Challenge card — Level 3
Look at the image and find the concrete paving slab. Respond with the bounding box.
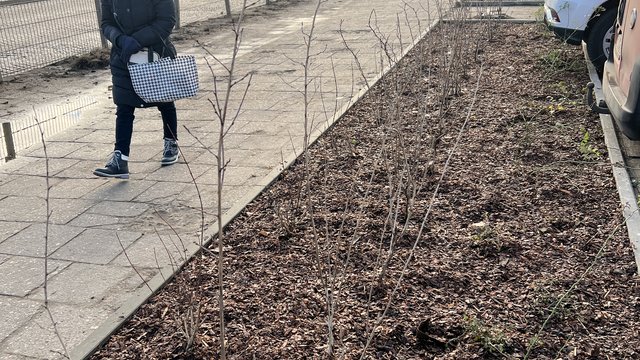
[99,268,158,311]
[126,202,216,237]
[86,201,150,218]
[236,134,291,150]
[226,147,290,168]
[0,196,48,223]
[196,165,270,186]
[49,178,109,199]
[48,198,98,225]
[0,221,30,244]
[22,141,87,159]
[27,263,134,306]
[0,257,70,297]
[0,353,36,359]
[72,130,115,146]
[0,223,84,257]
[131,181,192,205]
[179,183,264,212]
[0,157,43,174]
[0,173,13,188]
[1,303,110,360]
[0,174,62,197]
[0,296,41,343]
[121,144,165,163]
[10,157,81,178]
[82,179,155,202]
[142,163,213,183]
[49,229,142,265]
[111,234,188,269]
[230,120,288,136]
[174,146,209,165]
[65,143,112,163]
[54,160,105,179]
[65,213,124,230]
[47,128,95,143]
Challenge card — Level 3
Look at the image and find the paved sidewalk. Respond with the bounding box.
[0,1,538,359]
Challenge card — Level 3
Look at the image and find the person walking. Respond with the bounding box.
[94,0,180,179]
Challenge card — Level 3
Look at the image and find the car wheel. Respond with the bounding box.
[586,8,617,71]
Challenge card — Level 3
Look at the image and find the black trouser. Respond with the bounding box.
[114,102,178,157]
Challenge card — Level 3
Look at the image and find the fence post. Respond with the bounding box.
[225,0,231,17]
[2,122,16,161]
[94,0,108,48]
[175,0,181,30]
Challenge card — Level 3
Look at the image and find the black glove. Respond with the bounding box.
[117,35,142,63]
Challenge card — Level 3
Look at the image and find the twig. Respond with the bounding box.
[34,112,69,358]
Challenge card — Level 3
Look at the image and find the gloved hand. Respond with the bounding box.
[117,35,142,63]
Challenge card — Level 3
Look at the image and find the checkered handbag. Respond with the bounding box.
[128,55,199,103]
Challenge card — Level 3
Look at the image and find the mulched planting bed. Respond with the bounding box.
[93,21,640,359]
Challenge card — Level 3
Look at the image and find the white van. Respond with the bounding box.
[544,0,618,70]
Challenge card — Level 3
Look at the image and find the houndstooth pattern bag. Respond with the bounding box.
[128,55,199,103]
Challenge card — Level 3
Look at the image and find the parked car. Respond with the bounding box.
[601,0,640,139]
[544,0,619,70]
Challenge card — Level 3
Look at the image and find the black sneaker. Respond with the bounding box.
[93,150,129,179]
[161,138,179,166]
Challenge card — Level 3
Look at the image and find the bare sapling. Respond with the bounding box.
[338,15,432,342]
[355,7,437,294]
[34,115,69,358]
[297,0,333,353]
[361,58,486,357]
[198,1,253,357]
[175,291,203,352]
[334,2,490,355]
[303,2,430,355]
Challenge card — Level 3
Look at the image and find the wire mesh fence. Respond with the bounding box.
[0,0,272,80]
[0,0,273,163]
[0,0,103,80]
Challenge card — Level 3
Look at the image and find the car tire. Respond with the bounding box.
[586,8,617,72]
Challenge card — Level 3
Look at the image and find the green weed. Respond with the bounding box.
[578,128,602,160]
[464,315,510,356]
[540,49,584,73]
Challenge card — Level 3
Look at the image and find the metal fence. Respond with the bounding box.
[1,96,96,161]
[0,0,269,80]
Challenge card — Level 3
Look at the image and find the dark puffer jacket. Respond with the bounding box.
[101,0,177,107]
